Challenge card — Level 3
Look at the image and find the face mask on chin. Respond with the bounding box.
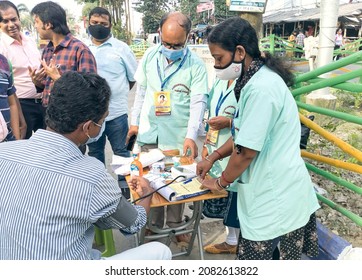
[214,50,244,80]
[84,121,106,145]
[88,24,111,40]
[161,45,185,61]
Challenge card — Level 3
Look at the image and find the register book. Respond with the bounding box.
[144,174,210,202]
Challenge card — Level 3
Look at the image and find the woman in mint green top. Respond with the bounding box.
[202,78,240,254]
[197,17,320,260]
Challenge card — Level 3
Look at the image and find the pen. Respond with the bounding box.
[183,178,193,184]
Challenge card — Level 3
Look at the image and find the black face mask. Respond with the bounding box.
[88,24,111,40]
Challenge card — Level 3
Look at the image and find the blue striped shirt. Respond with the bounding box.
[0,129,147,260]
[0,54,16,140]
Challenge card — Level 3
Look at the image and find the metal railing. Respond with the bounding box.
[291,51,362,227]
[260,34,362,61]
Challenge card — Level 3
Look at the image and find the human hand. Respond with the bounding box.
[200,178,223,194]
[19,123,27,139]
[201,145,208,160]
[126,125,138,145]
[28,66,46,88]
[208,116,231,130]
[40,59,61,81]
[183,138,198,159]
[128,176,153,198]
[196,158,213,179]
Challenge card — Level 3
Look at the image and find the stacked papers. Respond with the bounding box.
[111,148,165,175]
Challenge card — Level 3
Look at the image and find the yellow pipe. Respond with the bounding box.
[299,113,362,162]
[301,150,362,174]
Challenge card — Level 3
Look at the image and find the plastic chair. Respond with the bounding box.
[94,227,116,257]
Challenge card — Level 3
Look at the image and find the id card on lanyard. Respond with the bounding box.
[206,90,231,146]
[155,49,188,116]
[154,91,171,116]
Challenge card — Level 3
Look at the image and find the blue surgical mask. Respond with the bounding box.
[161,46,185,61]
[84,121,105,145]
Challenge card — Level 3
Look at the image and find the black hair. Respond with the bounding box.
[89,6,112,25]
[0,1,19,22]
[31,1,70,35]
[208,17,294,87]
[46,72,110,134]
[160,12,192,34]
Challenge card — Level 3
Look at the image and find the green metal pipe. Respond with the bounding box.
[296,101,362,125]
[307,78,362,93]
[270,34,275,55]
[306,162,362,195]
[295,51,362,83]
[292,68,362,96]
[316,193,362,227]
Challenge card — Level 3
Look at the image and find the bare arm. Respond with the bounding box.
[14,94,27,139]
[8,94,20,140]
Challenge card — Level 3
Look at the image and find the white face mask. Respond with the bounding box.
[214,62,243,80]
[214,49,244,80]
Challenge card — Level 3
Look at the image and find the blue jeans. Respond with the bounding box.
[87,114,130,164]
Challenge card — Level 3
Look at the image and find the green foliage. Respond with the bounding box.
[179,0,239,26]
[82,2,98,19]
[213,0,239,23]
[333,89,362,114]
[135,0,169,33]
[179,0,199,26]
[112,21,132,44]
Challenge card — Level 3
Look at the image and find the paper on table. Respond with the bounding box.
[144,174,209,202]
[169,177,210,201]
[144,174,175,201]
[111,148,165,175]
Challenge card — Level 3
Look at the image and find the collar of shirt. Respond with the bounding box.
[0,31,30,46]
[89,36,114,48]
[30,129,83,155]
[46,33,73,50]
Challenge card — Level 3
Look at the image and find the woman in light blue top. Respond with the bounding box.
[197,17,320,260]
[202,78,240,254]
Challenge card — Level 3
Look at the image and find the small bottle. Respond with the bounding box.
[130,143,143,177]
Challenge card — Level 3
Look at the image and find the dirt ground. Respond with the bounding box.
[306,119,362,248]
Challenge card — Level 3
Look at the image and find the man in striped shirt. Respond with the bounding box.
[0,53,19,141]
[0,72,171,260]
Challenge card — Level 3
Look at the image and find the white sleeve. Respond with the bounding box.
[186,94,207,141]
[130,84,146,126]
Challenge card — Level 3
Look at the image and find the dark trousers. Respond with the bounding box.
[19,99,46,139]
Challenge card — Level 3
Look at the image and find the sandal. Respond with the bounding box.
[204,242,237,254]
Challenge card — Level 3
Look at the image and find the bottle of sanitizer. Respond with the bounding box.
[130,143,143,177]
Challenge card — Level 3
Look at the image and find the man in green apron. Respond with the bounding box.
[128,11,208,244]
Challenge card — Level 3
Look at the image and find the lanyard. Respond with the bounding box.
[215,90,231,117]
[157,48,188,91]
[231,109,239,139]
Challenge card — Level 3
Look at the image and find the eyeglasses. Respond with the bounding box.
[92,121,102,128]
[161,40,186,50]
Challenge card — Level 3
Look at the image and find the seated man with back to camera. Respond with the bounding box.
[0,71,171,260]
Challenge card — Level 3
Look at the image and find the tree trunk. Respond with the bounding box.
[238,12,263,39]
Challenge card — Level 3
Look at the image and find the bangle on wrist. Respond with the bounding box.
[214,178,224,191]
[205,156,213,164]
[221,171,233,185]
[217,177,229,190]
[214,149,222,160]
